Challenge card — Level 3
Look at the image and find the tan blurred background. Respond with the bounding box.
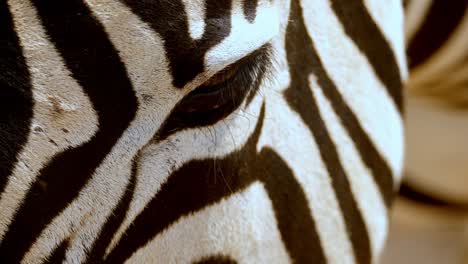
[381,97,468,264]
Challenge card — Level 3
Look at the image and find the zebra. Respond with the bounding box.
[0,0,406,263]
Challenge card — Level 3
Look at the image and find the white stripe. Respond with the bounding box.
[313,78,388,261]
[182,0,206,40]
[204,0,280,82]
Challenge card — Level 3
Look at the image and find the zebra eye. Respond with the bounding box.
[176,63,243,114]
[156,45,271,140]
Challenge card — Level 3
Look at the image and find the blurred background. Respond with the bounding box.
[381,96,468,263]
[381,1,468,263]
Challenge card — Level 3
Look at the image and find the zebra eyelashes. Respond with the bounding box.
[156,44,272,141]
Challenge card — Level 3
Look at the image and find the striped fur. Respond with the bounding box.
[0,1,405,263]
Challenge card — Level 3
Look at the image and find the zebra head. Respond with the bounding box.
[0,0,405,263]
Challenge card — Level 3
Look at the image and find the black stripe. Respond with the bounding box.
[194,255,237,264]
[243,0,260,23]
[259,148,326,264]
[0,1,34,194]
[330,0,403,112]
[44,239,69,264]
[400,179,468,210]
[104,105,326,263]
[285,0,374,263]
[121,0,233,88]
[0,0,138,262]
[85,161,137,264]
[407,0,468,69]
